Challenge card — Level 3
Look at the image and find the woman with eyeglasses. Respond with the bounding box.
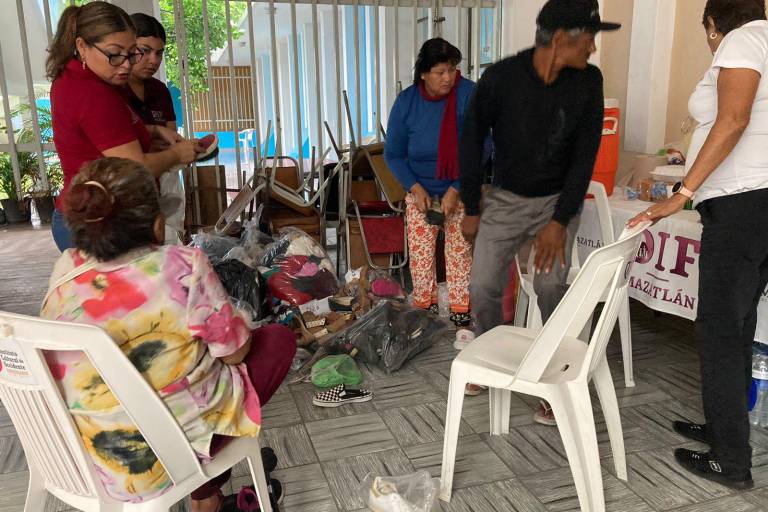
[47,1,198,252]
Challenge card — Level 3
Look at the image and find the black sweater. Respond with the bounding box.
[460,48,604,225]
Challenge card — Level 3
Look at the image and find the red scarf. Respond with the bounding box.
[418,71,461,181]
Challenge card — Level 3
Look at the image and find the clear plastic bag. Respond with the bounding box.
[325,301,454,373]
[260,228,340,306]
[190,232,239,265]
[360,471,437,512]
[437,282,450,319]
[213,259,265,320]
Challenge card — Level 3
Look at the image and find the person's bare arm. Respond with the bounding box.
[683,67,759,190]
[629,67,760,227]
[102,139,196,177]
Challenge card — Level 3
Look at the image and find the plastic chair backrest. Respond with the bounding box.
[588,180,615,246]
[525,180,613,275]
[0,312,203,501]
[515,222,649,384]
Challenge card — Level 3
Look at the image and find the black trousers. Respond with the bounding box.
[695,188,768,473]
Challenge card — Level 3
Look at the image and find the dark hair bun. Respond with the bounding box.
[64,182,115,223]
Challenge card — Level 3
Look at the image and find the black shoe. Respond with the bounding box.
[674,448,754,490]
[261,447,277,473]
[450,311,471,328]
[673,421,709,444]
[427,304,440,315]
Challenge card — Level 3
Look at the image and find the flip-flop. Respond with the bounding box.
[194,133,220,162]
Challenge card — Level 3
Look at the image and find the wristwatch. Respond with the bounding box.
[672,181,695,199]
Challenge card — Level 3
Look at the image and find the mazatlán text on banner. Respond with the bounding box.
[577,195,768,344]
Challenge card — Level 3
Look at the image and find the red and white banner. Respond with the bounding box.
[578,194,768,344]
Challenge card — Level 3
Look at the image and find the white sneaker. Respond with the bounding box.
[453,329,475,350]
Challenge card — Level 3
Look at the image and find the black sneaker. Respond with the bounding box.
[427,304,440,315]
[673,421,709,444]
[450,311,471,328]
[674,448,754,490]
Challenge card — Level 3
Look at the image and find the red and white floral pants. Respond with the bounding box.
[405,193,472,313]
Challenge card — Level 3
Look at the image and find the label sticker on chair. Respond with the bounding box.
[0,337,36,385]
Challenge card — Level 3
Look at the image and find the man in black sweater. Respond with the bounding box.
[459,0,619,415]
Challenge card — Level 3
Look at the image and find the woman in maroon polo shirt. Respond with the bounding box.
[47,2,197,251]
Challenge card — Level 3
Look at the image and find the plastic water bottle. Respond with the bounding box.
[749,344,768,428]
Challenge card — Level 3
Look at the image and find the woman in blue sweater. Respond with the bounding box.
[385,38,475,331]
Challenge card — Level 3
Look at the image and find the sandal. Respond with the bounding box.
[464,384,487,396]
[533,400,557,426]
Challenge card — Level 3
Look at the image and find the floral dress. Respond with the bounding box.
[40,245,260,502]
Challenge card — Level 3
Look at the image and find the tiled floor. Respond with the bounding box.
[1,224,767,512]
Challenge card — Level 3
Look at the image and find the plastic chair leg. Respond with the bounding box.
[593,358,627,481]
[514,288,529,327]
[489,388,511,435]
[526,291,543,330]
[245,444,273,512]
[23,467,47,512]
[618,295,634,387]
[440,368,468,502]
[550,386,605,512]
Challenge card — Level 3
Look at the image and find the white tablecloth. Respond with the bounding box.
[577,193,768,343]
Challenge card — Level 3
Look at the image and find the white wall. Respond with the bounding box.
[624,0,677,153]
[500,0,546,56]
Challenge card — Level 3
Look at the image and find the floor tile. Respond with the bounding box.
[321,448,414,511]
[0,436,27,474]
[624,446,734,510]
[306,412,398,461]
[370,374,442,411]
[260,388,303,428]
[481,424,569,476]
[405,434,514,489]
[232,462,338,512]
[667,495,762,512]
[519,466,652,512]
[380,400,473,448]
[258,424,318,469]
[439,478,548,512]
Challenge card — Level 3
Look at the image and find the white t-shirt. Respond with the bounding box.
[687,20,768,205]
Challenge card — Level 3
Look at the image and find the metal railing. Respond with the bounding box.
[0,0,500,199]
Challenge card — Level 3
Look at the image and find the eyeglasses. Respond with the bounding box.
[88,42,144,66]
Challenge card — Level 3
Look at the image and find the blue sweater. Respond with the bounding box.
[385,77,475,197]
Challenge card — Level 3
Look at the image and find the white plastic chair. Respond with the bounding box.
[515,180,636,387]
[239,128,256,165]
[440,222,650,512]
[0,312,273,512]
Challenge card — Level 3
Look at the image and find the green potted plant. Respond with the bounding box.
[0,153,32,223]
[10,103,62,223]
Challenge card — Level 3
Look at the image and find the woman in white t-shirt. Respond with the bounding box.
[629,0,768,490]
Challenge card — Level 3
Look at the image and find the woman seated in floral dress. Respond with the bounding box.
[41,157,295,512]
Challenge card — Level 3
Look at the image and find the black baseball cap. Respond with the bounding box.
[537,0,621,33]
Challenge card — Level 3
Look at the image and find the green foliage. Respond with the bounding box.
[0,154,32,202]
[1,102,63,198]
[160,0,245,94]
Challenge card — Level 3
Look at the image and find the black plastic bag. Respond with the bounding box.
[325,301,454,373]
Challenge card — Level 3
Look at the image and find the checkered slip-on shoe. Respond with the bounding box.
[313,384,373,408]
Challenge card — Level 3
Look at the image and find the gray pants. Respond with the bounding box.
[470,187,581,335]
